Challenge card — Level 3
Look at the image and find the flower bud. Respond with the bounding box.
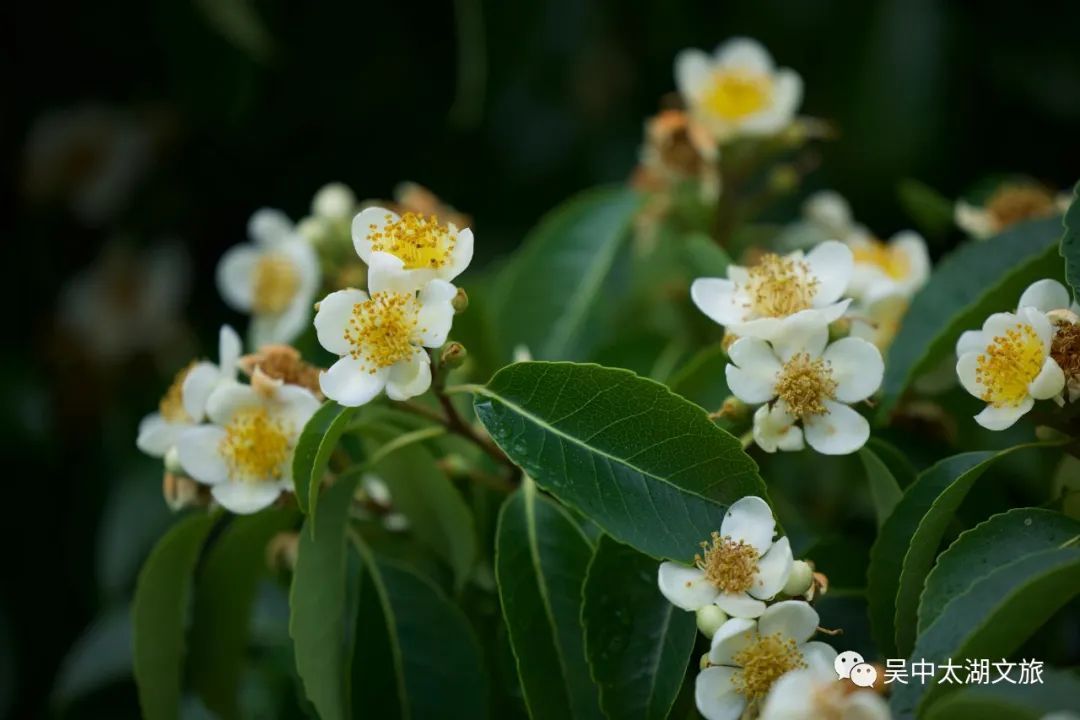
[695,605,728,639]
[699,653,711,671]
[783,560,814,597]
[162,472,204,511]
[768,165,799,194]
[312,183,356,219]
[452,287,469,314]
[440,342,468,369]
[710,396,748,422]
[266,531,300,572]
[164,446,184,475]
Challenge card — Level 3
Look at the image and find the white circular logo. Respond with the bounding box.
[834,650,865,679]
[849,662,878,688]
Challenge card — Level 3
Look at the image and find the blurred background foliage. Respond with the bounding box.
[6,0,1080,717]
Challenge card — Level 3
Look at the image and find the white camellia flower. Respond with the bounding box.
[658,496,793,618]
[691,241,854,341]
[297,183,358,243]
[955,307,1065,430]
[136,325,242,458]
[696,601,837,720]
[727,313,883,455]
[845,230,930,303]
[352,206,473,293]
[217,209,321,348]
[675,38,802,142]
[314,269,457,406]
[177,378,320,514]
[759,659,890,720]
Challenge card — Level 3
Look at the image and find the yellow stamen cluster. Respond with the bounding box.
[852,241,909,280]
[704,70,772,120]
[219,408,291,483]
[744,254,819,318]
[252,254,300,314]
[975,323,1044,407]
[986,184,1057,228]
[732,632,806,700]
[694,532,759,593]
[159,361,199,422]
[368,212,455,270]
[776,352,837,418]
[344,292,421,373]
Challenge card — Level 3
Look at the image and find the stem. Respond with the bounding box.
[337,426,448,484]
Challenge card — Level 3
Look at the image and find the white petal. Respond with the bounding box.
[752,403,803,453]
[314,288,368,356]
[714,592,766,618]
[760,668,819,718]
[842,690,892,720]
[218,325,242,378]
[248,208,295,246]
[974,398,1033,431]
[282,237,321,297]
[367,251,434,294]
[715,37,774,74]
[320,356,388,407]
[891,230,931,293]
[708,617,757,665]
[725,342,780,404]
[215,245,259,311]
[732,316,785,341]
[1029,357,1065,400]
[276,384,321,428]
[770,310,829,362]
[211,481,282,514]
[674,48,712,100]
[694,667,745,720]
[955,330,986,357]
[416,279,458,347]
[817,298,853,324]
[1018,279,1070,313]
[206,381,261,424]
[136,414,183,457]
[955,352,985,399]
[749,537,792,600]
[955,201,995,238]
[176,426,229,485]
[181,362,219,421]
[805,240,854,306]
[758,600,819,644]
[658,563,718,611]
[250,303,305,348]
[351,206,399,265]
[800,641,839,676]
[385,350,432,401]
[803,191,853,236]
[691,278,746,327]
[803,401,869,455]
[1019,306,1053,349]
[823,338,883,403]
[720,496,775,554]
[443,227,473,281]
[981,311,1020,338]
[739,69,802,135]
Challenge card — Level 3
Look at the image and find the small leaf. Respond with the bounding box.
[491,187,641,362]
[132,513,216,720]
[923,666,1080,720]
[292,401,357,516]
[897,178,955,239]
[918,508,1080,635]
[889,547,1080,719]
[879,217,1064,418]
[858,446,903,527]
[1061,182,1080,298]
[473,362,767,560]
[495,479,603,720]
[582,536,696,720]
[188,509,296,719]
[288,475,359,720]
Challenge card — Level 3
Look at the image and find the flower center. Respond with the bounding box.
[219,407,291,483]
[344,292,421,372]
[367,212,456,270]
[743,254,819,318]
[694,532,759,593]
[159,361,199,422]
[975,323,1045,407]
[852,241,909,280]
[775,352,837,418]
[252,253,300,314]
[703,69,772,120]
[732,632,806,700]
[986,185,1056,228]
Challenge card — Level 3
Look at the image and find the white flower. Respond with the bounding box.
[675,38,802,142]
[695,601,837,720]
[849,292,910,351]
[956,307,1065,429]
[691,241,854,341]
[298,183,357,243]
[352,206,473,293]
[177,379,320,514]
[658,496,793,618]
[727,314,883,455]
[136,325,242,458]
[217,209,321,348]
[759,661,890,720]
[313,271,457,407]
[1015,278,1080,316]
[846,231,930,303]
[802,191,864,241]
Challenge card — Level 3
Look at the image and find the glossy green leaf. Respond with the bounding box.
[923,667,1080,720]
[918,508,1080,635]
[492,187,641,361]
[890,547,1080,719]
[474,361,766,561]
[188,509,296,719]
[1061,183,1080,297]
[52,605,132,710]
[879,217,1064,417]
[666,344,731,416]
[582,536,696,720]
[866,437,917,489]
[350,541,489,719]
[858,446,903,527]
[292,401,357,516]
[495,479,603,720]
[289,475,359,720]
[132,513,216,720]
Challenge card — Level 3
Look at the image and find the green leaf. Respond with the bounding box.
[1061,182,1080,298]
[188,509,296,719]
[582,536,696,720]
[474,361,766,560]
[923,667,1080,720]
[289,475,359,720]
[858,446,903,527]
[879,217,1064,417]
[666,344,732,415]
[918,508,1080,635]
[491,187,641,361]
[681,232,731,277]
[350,541,489,719]
[292,401,357,516]
[132,513,217,720]
[52,605,132,710]
[897,178,955,239]
[495,479,603,720]
[866,437,917,489]
[890,547,1080,719]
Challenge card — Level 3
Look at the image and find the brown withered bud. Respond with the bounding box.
[239,345,324,399]
[162,472,210,511]
[985,183,1059,229]
[1049,309,1080,404]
